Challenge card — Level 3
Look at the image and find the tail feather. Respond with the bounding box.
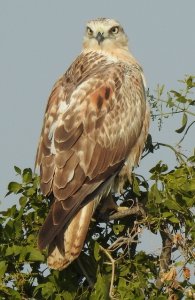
[47,200,95,270]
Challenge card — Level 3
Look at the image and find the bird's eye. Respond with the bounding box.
[110,26,119,34]
[87,27,93,36]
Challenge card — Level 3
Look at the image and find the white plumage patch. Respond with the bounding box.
[48,121,57,154]
[58,101,70,114]
[48,121,57,141]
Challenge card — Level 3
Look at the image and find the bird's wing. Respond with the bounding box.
[36,52,147,249]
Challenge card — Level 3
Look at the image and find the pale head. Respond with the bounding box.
[83,18,129,51]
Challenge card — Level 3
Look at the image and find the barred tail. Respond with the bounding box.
[47,200,95,270]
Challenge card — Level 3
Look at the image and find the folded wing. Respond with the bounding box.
[35,52,148,252]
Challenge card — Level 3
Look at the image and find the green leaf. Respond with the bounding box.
[175,96,187,103]
[149,184,162,204]
[188,179,195,191]
[188,153,195,163]
[60,291,73,300]
[22,168,32,183]
[7,182,22,194]
[189,99,195,106]
[175,113,188,133]
[94,242,101,261]
[169,216,180,223]
[162,212,173,218]
[5,245,22,257]
[170,90,181,97]
[26,187,36,196]
[90,273,110,300]
[0,261,7,278]
[149,161,168,175]
[6,288,21,299]
[55,295,62,300]
[3,220,14,239]
[5,205,17,217]
[167,96,174,108]
[25,246,45,262]
[41,282,57,299]
[113,224,125,235]
[14,217,22,238]
[132,175,141,196]
[159,84,165,96]
[19,196,27,207]
[14,166,21,174]
[164,198,183,211]
[186,76,195,88]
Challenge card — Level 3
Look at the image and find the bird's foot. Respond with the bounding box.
[115,206,129,212]
[98,194,129,216]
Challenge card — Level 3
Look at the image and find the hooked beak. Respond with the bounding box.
[95,32,104,45]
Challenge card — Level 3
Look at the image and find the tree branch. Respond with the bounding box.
[156,225,173,289]
[99,245,116,300]
[107,204,146,221]
[154,142,187,163]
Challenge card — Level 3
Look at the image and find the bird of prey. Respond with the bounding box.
[35,18,150,270]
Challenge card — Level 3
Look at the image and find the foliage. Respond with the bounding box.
[0,76,195,299]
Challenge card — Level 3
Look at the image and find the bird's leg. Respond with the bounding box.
[99,193,129,215]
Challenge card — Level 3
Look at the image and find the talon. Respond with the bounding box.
[98,193,129,215]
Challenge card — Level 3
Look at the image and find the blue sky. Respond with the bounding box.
[0,1,194,211]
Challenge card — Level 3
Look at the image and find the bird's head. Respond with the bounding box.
[83,18,128,51]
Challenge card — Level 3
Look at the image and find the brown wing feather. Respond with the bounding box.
[36,51,149,254]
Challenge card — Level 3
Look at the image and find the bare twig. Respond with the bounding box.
[154,142,187,163]
[177,120,195,145]
[99,245,116,299]
[108,222,141,252]
[96,223,142,298]
[150,96,195,117]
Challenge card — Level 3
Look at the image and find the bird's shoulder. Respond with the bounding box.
[35,50,146,171]
[47,50,145,113]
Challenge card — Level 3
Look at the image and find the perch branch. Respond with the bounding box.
[107,204,146,221]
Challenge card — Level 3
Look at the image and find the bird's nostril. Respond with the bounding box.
[96,32,104,45]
